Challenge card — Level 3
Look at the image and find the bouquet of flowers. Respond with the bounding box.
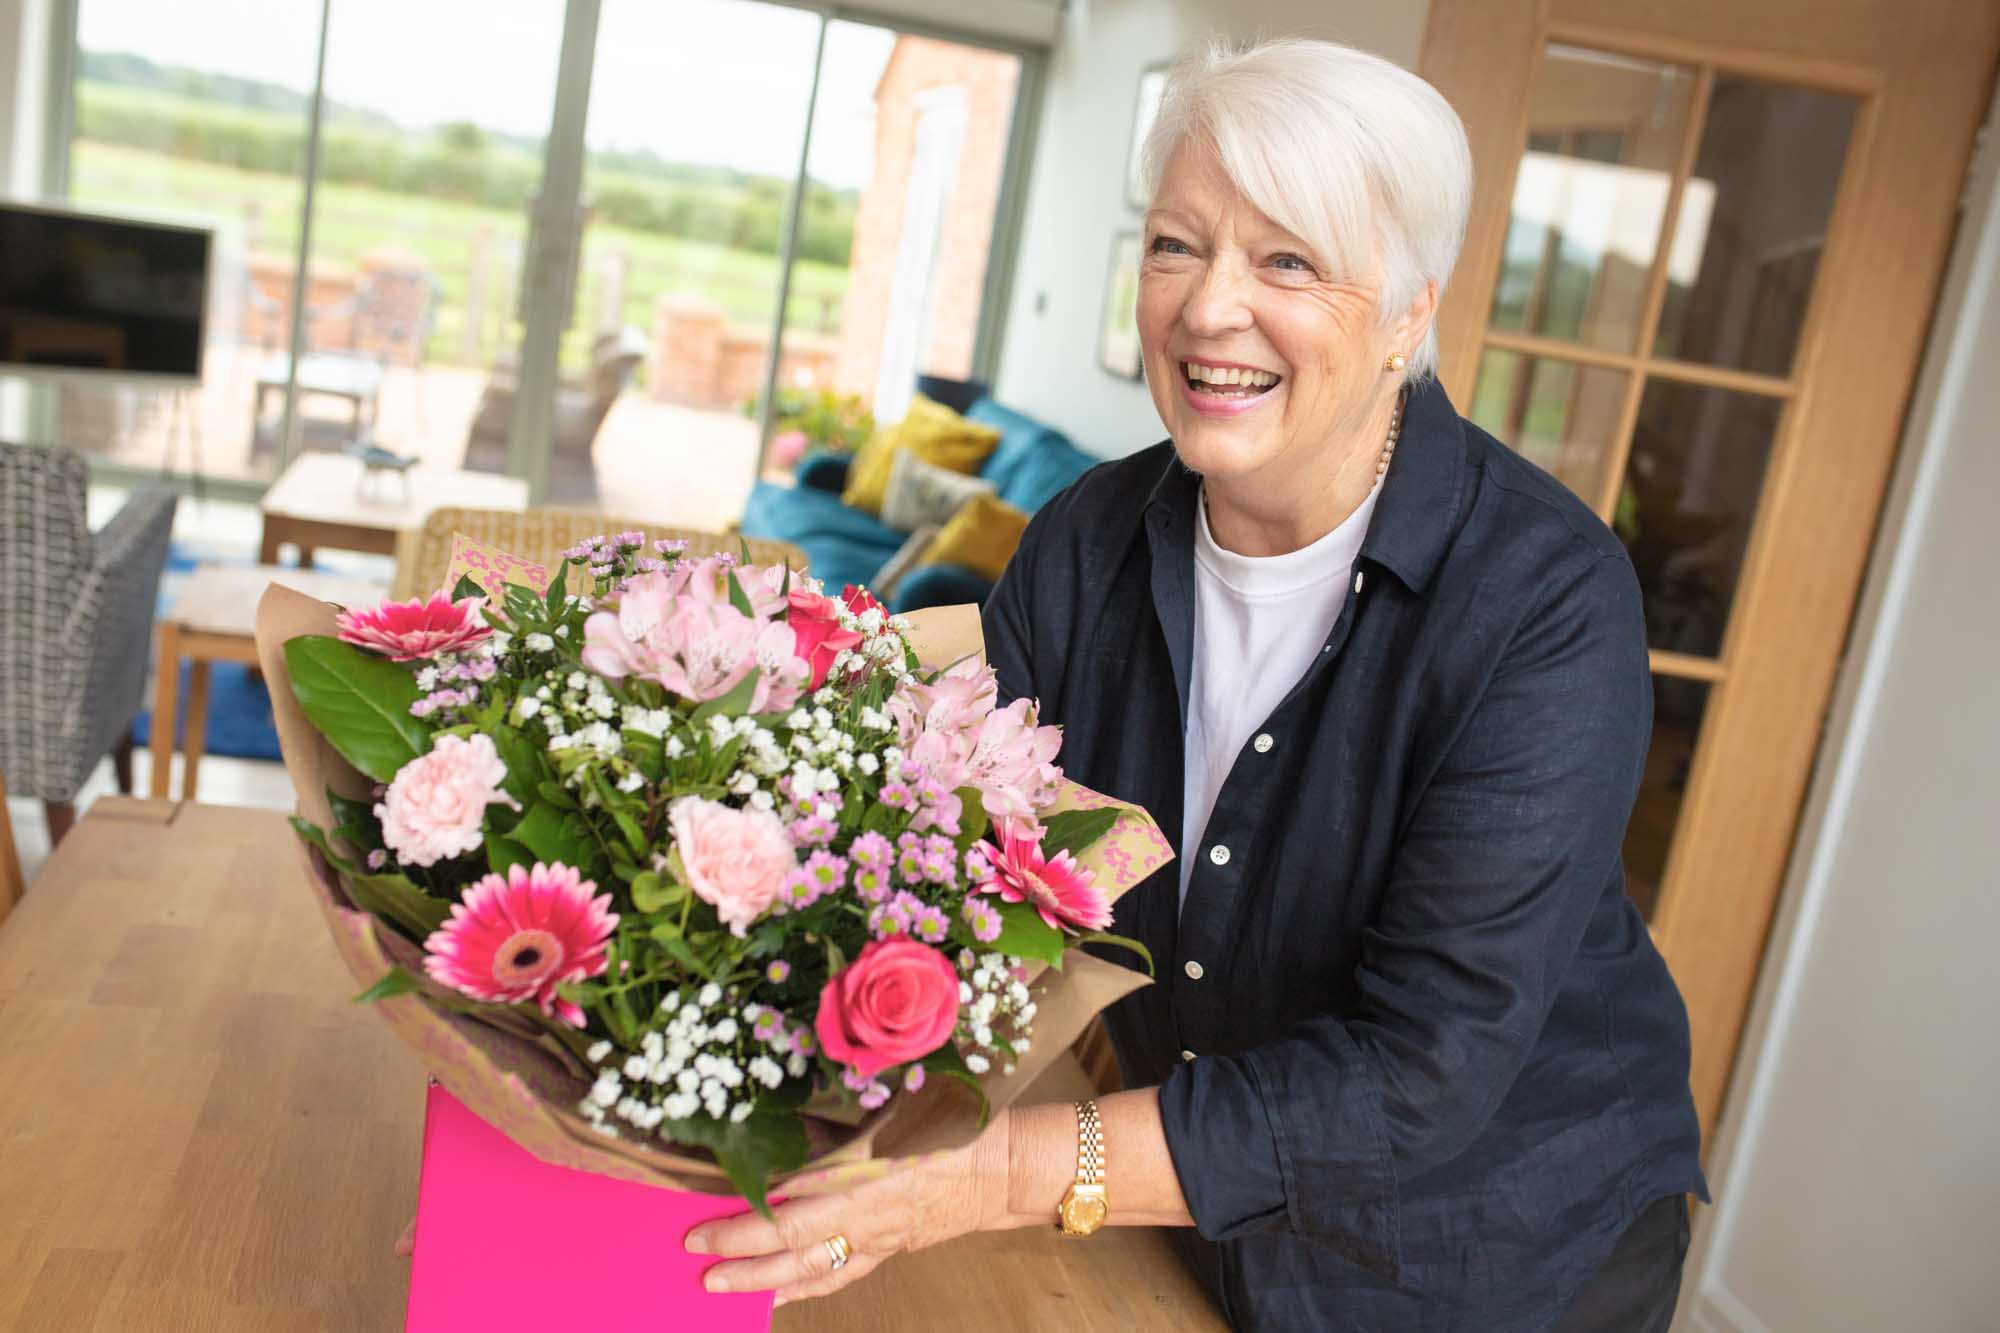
[257,530,1166,1217]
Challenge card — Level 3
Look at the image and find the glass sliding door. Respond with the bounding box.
[770,21,1022,461]
[574,0,822,525]
[57,0,325,484]
[295,0,564,476]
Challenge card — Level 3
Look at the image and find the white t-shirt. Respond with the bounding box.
[1179,481,1382,911]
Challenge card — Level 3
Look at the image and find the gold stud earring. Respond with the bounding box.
[1385,352,1407,373]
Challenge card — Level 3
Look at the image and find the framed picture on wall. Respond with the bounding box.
[1099,231,1144,381]
[1125,65,1169,210]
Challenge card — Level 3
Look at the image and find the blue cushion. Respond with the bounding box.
[966,399,1098,512]
[740,482,903,592]
[890,562,993,615]
[795,450,851,494]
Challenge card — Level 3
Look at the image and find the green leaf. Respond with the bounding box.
[690,669,761,724]
[629,870,673,913]
[347,871,452,942]
[726,567,755,618]
[823,936,848,981]
[354,966,424,1005]
[502,582,543,625]
[922,1043,992,1127]
[485,831,531,876]
[988,900,1066,968]
[1073,929,1154,976]
[860,801,901,836]
[661,1111,808,1218]
[489,725,546,808]
[508,802,589,869]
[590,770,649,856]
[1038,808,1122,861]
[952,786,989,855]
[326,787,377,847]
[621,732,665,782]
[545,560,570,610]
[290,815,358,874]
[451,574,486,602]
[283,636,432,782]
[536,779,579,811]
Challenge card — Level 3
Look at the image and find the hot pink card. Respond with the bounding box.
[408,1083,776,1331]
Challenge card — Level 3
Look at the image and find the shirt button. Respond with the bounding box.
[1253,733,1274,754]
[1208,844,1231,867]
[1181,1049,1197,1062]
[1183,959,1205,981]
[1353,570,1365,594]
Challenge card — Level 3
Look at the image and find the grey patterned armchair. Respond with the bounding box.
[0,444,177,845]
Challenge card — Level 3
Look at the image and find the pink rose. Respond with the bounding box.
[815,938,961,1077]
[788,588,864,690]
[374,733,520,867]
[669,797,797,937]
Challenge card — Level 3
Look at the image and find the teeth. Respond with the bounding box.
[1183,362,1279,388]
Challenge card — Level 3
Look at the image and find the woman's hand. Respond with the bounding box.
[684,1109,1013,1306]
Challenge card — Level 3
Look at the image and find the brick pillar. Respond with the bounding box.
[650,295,727,406]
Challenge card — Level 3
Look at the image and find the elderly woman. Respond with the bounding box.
[687,37,1708,1330]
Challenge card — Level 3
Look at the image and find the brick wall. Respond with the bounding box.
[650,294,837,411]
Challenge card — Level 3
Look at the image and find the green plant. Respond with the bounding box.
[753,387,875,453]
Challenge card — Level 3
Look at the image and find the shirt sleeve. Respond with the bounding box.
[1155,551,1654,1281]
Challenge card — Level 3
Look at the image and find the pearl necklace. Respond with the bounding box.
[1374,390,1405,484]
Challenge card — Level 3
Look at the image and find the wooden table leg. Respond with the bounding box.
[258,518,283,566]
[150,622,181,800]
[181,659,212,802]
[0,770,23,924]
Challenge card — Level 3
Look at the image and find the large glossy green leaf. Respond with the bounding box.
[1038,807,1121,861]
[508,802,589,869]
[283,636,431,782]
[451,574,485,602]
[488,725,545,808]
[662,1111,808,1218]
[346,871,452,942]
[355,965,424,1005]
[954,899,1064,968]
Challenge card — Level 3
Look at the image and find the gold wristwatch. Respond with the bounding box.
[1057,1099,1109,1236]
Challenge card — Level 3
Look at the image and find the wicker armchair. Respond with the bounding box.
[391,506,808,601]
[0,444,177,844]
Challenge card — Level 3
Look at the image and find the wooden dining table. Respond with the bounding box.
[0,800,1228,1331]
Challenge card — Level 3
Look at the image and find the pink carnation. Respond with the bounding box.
[374,733,519,867]
[335,592,491,662]
[669,797,797,937]
[422,862,618,1027]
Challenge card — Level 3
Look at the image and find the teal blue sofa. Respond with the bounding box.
[739,382,1096,612]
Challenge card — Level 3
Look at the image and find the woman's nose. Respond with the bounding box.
[1180,262,1254,337]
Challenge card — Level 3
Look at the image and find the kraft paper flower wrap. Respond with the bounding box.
[253,532,1170,1211]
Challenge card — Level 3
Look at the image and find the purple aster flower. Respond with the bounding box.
[849,831,893,869]
[766,959,791,985]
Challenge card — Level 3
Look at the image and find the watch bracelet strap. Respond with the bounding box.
[1075,1099,1105,1186]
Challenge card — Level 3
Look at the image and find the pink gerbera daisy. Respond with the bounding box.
[422,862,619,1027]
[974,819,1113,932]
[335,592,491,662]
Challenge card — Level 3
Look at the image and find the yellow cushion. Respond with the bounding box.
[919,494,1031,583]
[841,395,1001,516]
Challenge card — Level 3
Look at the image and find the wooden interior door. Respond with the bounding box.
[1417,1,1999,1139]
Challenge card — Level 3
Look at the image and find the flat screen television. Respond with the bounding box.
[0,200,211,381]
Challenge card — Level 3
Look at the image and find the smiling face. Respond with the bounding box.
[1138,142,1433,507]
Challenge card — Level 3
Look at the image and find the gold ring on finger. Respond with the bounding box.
[823,1233,852,1272]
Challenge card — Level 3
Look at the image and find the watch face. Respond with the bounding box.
[1064,1193,1108,1232]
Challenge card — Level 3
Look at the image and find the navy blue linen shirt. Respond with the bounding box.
[982,379,1708,1331]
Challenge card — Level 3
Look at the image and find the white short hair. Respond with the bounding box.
[1141,37,1472,382]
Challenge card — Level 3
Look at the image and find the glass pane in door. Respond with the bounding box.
[1625,674,1711,919]
[1653,77,1858,376]
[1466,348,1629,501]
[297,0,564,480]
[769,21,1023,473]
[1619,380,1782,658]
[52,0,324,484]
[580,0,823,526]
[1486,46,1697,353]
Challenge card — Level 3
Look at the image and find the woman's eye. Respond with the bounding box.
[1149,235,1192,256]
[1271,253,1316,274]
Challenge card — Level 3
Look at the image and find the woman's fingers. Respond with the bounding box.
[393,1215,415,1258]
[773,1250,884,1307]
[702,1224,852,1295]
[688,1192,847,1260]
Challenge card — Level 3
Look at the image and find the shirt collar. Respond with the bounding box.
[1143,375,1469,596]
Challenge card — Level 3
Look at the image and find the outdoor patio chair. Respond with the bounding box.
[460,329,647,504]
[0,443,177,846]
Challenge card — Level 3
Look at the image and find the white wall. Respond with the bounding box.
[1679,86,2000,1333]
[0,0,51,196]
[991,0,1429,456]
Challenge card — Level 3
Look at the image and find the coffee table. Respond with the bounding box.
[149,563,389,800]
[0,798,1228,1331]
[258,451,529,567]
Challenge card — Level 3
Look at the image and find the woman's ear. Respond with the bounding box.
[1391,278,1440,358]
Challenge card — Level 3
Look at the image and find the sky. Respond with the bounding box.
[77,0,898,188]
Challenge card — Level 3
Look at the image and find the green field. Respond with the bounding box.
[69,135,851,378]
